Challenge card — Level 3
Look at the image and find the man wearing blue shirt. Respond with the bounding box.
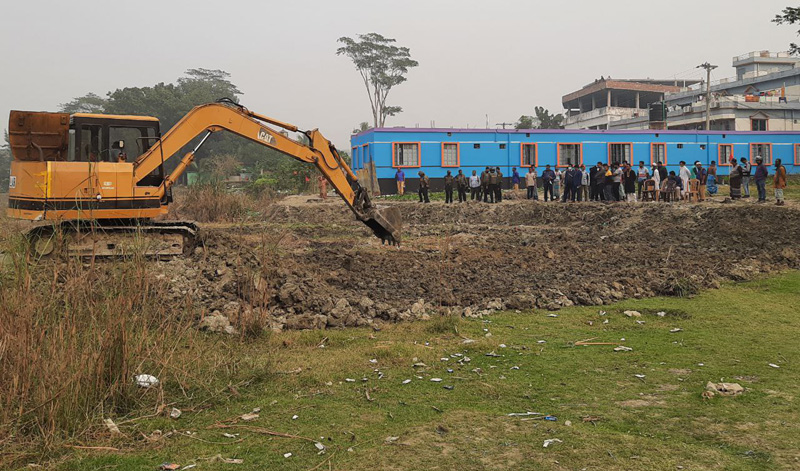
[395,169,405,195]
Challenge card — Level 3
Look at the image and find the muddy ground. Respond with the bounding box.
[155,196,800,331]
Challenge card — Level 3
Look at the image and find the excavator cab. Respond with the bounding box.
[8,111,169,222]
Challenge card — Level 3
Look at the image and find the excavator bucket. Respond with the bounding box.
[362,206,402,246]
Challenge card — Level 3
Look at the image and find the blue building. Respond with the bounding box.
[350,128,800,193]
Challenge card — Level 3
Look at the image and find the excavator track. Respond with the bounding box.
[26,220,198,259]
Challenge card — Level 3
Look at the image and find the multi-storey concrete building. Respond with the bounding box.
[562,79,701,130]
[578,51,800,132]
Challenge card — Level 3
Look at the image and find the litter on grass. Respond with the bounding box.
[239,412,259,422]
[543,438,563,448]
[769,363,781,369]
[705,381,744,397]
[104,418,121,434]
[135,374,159,388]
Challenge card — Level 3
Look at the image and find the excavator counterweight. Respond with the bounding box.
[7,100,402,255]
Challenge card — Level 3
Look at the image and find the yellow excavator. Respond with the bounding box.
[6,99,401,256]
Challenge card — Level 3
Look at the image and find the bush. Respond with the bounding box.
[173,182,252,222]
[0,253,197,448]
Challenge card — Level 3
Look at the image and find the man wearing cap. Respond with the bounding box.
[417,171,430,203]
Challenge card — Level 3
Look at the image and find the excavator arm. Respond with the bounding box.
[133,100,401,245]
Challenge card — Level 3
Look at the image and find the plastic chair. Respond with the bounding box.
[686,179,700,202]
[641,179,657,202]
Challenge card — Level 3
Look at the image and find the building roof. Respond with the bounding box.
[562,78,698,106]
[353,127,800,137]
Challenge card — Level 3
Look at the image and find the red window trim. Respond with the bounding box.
[520,143,538,168]
[607,142,633,165]
[650,143,667,166]
[718,144,733,166]
[441,142,460,167]
[795,144,800,166]
[391,142,422,168]
[749,143,773,165]
[557,143,583,168]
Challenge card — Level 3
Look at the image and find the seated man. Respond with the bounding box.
[660,172,681,202]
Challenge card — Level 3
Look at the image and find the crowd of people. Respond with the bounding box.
[396,158,789,206]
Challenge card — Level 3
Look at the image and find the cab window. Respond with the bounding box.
[109,126,157,162]
[79,125,104,162]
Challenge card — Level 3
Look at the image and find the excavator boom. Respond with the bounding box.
[7,100,401,249]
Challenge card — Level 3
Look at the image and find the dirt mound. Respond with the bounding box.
[150,200,800,331]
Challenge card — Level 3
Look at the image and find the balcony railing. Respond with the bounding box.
[733,51,792,62]
[565,106,647,125]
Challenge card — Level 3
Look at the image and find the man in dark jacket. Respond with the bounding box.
[444,170,454,204]
[594,163,607,201]
[495,167,504,203]
[481,166,490,202]
[561,165,574,202]
[486,167,497,203]
[455,169,468,203]
[657,162,668,183]
[572,165,583,201]
[754,157,768,202]
[542,165,556,202]
[418,171,430,203]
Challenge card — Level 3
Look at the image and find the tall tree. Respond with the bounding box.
[54,70,301,185]
[773,6,800,55]
[337,33,419,128]
[59,92,108,113]
[352,121,371,134]
[515,107,565,129]
[514,115,535,129]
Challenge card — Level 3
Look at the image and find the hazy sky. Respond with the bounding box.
[1,0,796,148]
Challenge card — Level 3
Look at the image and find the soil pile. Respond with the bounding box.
[154,200,800,330]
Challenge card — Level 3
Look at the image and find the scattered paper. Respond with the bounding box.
[543,438,563,448]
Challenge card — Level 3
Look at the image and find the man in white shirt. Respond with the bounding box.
[525,165,538,200]
[469,170,481,201]
[679,161,692,199]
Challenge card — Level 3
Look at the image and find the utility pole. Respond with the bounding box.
[697,62,718,130]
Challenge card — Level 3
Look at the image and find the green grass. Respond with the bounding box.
[48,272,800,470]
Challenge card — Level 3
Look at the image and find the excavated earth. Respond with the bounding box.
[154,198,800,331]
